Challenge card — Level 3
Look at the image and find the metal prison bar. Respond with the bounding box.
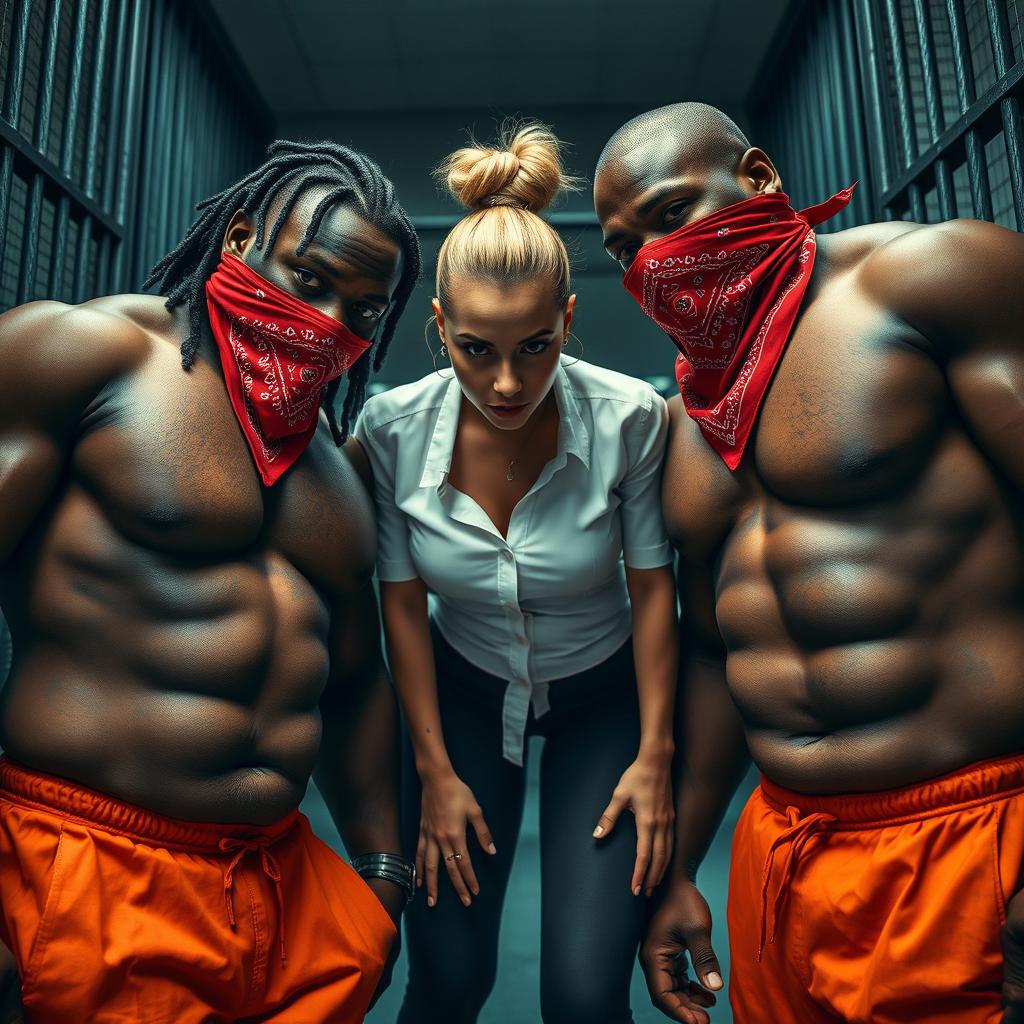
[0,0,270,313]
[751,0,1024,231]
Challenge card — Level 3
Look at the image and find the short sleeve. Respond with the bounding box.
[616,391,673,569]
[352,410,418,582]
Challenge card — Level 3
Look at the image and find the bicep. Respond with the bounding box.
[342,436,373,493]
[871,221,1024,488]
[0,426,65,564]
[678,555,725,660]
[322,581,386,720]
[947,337,1024,490]
[0,300,147,563]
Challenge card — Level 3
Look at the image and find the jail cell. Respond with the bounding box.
[0,0,270,314]
[754,0,1024,230]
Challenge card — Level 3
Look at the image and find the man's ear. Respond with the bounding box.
[737,148,782,196]
[223,209,256,258]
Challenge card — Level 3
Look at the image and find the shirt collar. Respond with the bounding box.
[418,359,591,491]
[552,361,591,469]
[419,373,462,489]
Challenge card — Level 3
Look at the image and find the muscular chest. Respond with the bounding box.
[754,287,946,502]
[665,286,949,562]
[71,348,371,592]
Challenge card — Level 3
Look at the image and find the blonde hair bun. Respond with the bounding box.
[438,123,573,214]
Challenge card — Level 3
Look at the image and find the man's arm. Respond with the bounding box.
[0,299,146,1023]
[314,580,404,896]
[0,300,146,564]
[640,555,749,1024]
[864,218,1024,488]
[867,219,1024,1022]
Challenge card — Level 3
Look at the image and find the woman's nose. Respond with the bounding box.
[493,363,522,397]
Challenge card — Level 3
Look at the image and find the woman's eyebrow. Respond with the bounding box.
[456,329,553,345]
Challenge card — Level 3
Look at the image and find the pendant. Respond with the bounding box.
[506,460,516,482]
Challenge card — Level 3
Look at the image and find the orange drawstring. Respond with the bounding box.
[757,807,836,961]
[219,836,288,963]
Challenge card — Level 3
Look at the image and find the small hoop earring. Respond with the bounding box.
[424,315,454,379]
[562,331,584,366]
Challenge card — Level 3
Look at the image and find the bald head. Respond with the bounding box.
[597,102,750,178]
[594,102,779,270]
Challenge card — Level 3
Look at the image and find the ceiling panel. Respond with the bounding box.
[210,0,792,116]
[309,62,411,111]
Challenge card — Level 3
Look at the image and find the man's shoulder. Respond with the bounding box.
[850,218,1024,345]
[827,218,1020,300]
[0,293,162,390]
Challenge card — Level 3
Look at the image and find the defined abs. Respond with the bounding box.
[2,556,331,821]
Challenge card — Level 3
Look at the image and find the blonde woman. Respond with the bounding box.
[353,125,677,1023]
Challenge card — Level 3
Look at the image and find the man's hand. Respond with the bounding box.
[0,940,23,1024]
[640,878,724,1024]
[1002,888,1024,1023]
[366,877,405,1011]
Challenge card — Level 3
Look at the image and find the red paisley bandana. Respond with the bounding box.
[204,253,372,485]
[623,186,855,470]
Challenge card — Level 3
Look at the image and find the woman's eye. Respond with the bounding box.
[521,341,550,355]
[465,343,490,357]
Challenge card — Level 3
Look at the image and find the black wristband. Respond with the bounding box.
[351,853,417,903]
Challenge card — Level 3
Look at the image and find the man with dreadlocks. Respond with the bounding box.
[594,103,1024,1024]
[0,140,421,1022]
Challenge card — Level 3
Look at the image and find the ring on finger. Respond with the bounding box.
[445,851,463,862]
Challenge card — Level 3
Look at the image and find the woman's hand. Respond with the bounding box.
[593,754,675,896]
[417,768,497,908]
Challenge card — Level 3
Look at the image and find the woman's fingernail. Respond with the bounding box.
[427,896,435,907]
[472,887,480,896]
[706,972,723,989]
[593,826,604,838]
[488,843,497,854]
[462,896,471,907]
[632,885,641,896]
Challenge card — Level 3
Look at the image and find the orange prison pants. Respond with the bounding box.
[0,757,396,1023]
[727,752,1024,1024]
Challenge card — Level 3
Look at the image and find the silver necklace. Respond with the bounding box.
[503,402,551,482]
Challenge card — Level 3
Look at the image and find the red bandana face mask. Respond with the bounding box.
[623,185,855,470]
[204,253,372,485]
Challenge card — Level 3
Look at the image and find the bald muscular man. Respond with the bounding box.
[594,103,1024,1024]
[0,141,420,1022]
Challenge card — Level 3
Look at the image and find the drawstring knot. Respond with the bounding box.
[757,806,836,961]
[219,835,288,963]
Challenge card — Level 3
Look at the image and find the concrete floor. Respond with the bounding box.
[301,743,757,1024]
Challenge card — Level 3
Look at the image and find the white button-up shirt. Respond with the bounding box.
[354,358,672,765]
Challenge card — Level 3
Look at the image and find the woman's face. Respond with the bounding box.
[433,275,576,431]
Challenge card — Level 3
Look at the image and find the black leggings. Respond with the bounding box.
[397,627,645,1024]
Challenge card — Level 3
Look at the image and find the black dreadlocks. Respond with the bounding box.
[144,140,421,443]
